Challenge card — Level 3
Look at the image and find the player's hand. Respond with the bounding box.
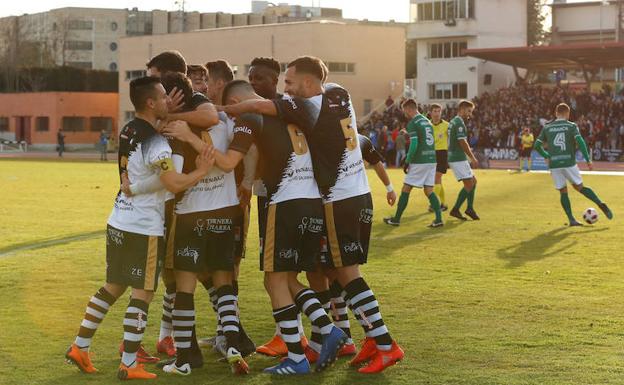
[470,157,479,169]
[162,120,192,142]
[196,145,215,174]
[215,105,225,112]
[238,186,252,208]
[167,87,185,113]
[402,162,409,174]
[587,162,593,171]
[120,172,133,196]
[386,190,397,206]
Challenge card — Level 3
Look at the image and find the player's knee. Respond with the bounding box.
[131,288,154,303]
[103,283,126,299]
[573,183,584,192]
[401,184,412,193]
[559,187,568,194]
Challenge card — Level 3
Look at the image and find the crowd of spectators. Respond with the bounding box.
[360,85,624,167]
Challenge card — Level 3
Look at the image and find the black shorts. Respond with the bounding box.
[164,199,176,269]
[435,150,449,174]
[173,205,242,273]
[520,148,532,158]
[106,225,164,291]
[257,195,268,259]
[234,205,247,260]
[320,193,373,268]
[260,198,324,273]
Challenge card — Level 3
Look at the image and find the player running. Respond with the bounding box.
[447,100,480,221]
[65,76,214,380]
[534,103,613,226]
[383,98,443,227]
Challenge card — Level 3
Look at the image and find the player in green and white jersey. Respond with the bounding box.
[447,100,480,221]
[534,103,613,226]
[383,98,443,227]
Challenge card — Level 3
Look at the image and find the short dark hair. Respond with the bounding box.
[401,98,417,110]
[186,64,207,78]
[146,51,186,74]
[206,60,234,83]
[250,57,281,74]
[287,56,325,81]
[222,80,255,103]
[430,103,442,111]
[458,99,475,110]
[160,72,193,109]
[556,103,570,115]
[129,76,162,111]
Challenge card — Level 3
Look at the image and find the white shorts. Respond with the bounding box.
[404,163,436,188]
[449,160,474,181]
[550,165,582,190]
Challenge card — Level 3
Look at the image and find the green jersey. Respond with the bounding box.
[536,119,581,169]
[406,113,436,164]
[447,116,468,162]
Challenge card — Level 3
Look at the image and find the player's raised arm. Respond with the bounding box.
[222,99,277,117]
[168,100,219,128]
[158,146,215,193]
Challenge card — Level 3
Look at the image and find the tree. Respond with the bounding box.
[527,0,549,46]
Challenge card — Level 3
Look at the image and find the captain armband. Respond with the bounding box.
[155,157,174,174]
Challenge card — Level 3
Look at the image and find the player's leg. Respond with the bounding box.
[434,172,447,210]
[384,183,413,225]
[327,275,357,357]
[449,161,469,220]
[117,233,165,380]
[424,185,443,227]
[558,186,581,226]
[305,269,331,362]
[464,176,479,220]
[569,166,613,219]
[165,270,197,375]
[434,150,448,210]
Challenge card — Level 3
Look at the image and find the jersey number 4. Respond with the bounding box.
[553,132,566,151]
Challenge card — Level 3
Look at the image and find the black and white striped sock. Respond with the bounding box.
[172,292,194,365]
[216,285,240,350]
[273,304,305,363]
[74,287,117,351]
[201,279,222,337]
[159,286,176,341]
[308,290,331,353]
[121,298,149,368]
[343,278,392,351]
[330,280,352,344]
[295,289,334,337]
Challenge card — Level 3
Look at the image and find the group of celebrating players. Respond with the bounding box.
[64,49,614,381]
[64,51,404,380]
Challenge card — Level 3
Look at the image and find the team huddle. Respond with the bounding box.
[64,52,403,379]
[64,50,614,381]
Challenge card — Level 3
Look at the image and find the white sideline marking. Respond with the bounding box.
[530,170,624,176]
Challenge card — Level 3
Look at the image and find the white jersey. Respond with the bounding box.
[174,115,239,214]
[108,118,171,236]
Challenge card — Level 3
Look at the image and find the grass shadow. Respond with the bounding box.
[0,230,103,258]
[497,226,609,268]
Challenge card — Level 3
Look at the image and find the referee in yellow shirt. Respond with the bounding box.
[430,104,449,211]
[519,127,534,172]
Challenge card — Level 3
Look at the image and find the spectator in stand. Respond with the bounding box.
[57,129,65,158]
[395,129,407,167]
[378,125,389,163]
[99,129,109,161]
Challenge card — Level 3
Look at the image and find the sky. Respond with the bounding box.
[0,0,601,22]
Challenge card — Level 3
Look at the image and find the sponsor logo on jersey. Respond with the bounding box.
[194,218,233,235]
[279,248,299,263]
[285,96,298,110]
[176,246,200,264]
[107,228,125,245]
[297,216,324,234]
[234,125,252,135]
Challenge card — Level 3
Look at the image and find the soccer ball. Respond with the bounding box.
[582,208,599,224]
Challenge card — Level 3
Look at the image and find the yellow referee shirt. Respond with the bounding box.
[431,119,449,151]
[521,133,534,149]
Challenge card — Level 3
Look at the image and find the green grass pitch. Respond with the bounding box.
[0,159,622,385]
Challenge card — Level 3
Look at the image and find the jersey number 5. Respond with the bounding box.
[425,127,434,146]
[553,132,566,151]
[340,118,357,151]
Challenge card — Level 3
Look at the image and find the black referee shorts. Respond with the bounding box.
[435,150,449,174]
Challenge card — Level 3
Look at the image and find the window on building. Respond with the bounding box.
[125,70,146,80]
[0,117,8,132]
[125,111,135,121]
[64,41,93,50]
[66,62,93,69]
[110,42,118,51]
[327,62,355,74]
[416,0,475,21]
[91,117,113,132]
[429,40,468,59]
[62,117,86,132]
[35,117,49,132]
[429,82,467,100]
[67,20,93,30]
[111,21,118,31]
[363,99,373,115]
[109,62,118,71]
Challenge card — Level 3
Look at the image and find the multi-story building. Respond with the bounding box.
[0,2,343,72]
[551,0,623,45]
[406,0,527,104]
[118,20,406,124]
